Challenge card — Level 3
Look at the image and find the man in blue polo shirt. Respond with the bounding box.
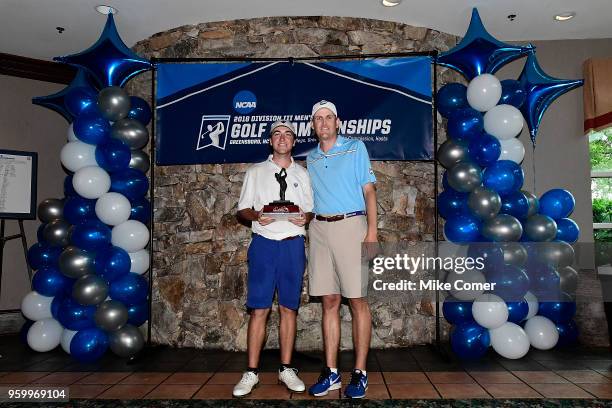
[306,100,378,399]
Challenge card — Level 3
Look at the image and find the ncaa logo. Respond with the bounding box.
[233,90,257,114]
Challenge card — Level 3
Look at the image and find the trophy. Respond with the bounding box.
[261,168,300,220]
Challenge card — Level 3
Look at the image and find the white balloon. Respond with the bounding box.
[60,329,78,354]
[27,318,63,352]
[67,123,78,142]
[447,270,487,301]
[95,192,132,226]
[489,322,530,359]
[484,104,524,140]
[112,220,149,252]
[60,141,97,172]
[72,166,111,199]
[467,74,502,112]
[129,249,150,274]
[472,293,509,329]
[524,291,539,320]
[21,291,53,321]
[524,316,559,350]
[499,138,525,163]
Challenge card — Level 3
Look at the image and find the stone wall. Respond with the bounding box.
[127,16,608,350]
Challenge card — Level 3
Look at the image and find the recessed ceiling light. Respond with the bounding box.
[554,12,575,21]
[382,0,401,7]
[95,5,118,15]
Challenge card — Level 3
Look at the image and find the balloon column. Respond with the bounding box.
[24,13,152,363]
[438,9,582,359]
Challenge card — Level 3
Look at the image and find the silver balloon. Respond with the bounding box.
[111,118,149,150]
[521,190,539,217]
[42,219,71,247]
[525,214,557,242]
[468,187,501,219]
[537,241,575,268]
[559,265,578,294]
[129,150,150,173]
[59,246,95,278]
[499,242,528,266]
[38,198,63,223]
[72,274,108,306]
[447,162,482,193]
[95,300,128,332]
[438,139,468,169]
[482,214,523,242]
[97,86,131,121]
[109,324,145,358]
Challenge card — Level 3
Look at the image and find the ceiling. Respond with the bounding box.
[2,0,611,61]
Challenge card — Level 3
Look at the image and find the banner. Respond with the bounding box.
[156,57,432,165]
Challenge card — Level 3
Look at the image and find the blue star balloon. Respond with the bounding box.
[437,8,534,80]
[32,69,97,122]
[54,13,151,88]
[518,52,583,145]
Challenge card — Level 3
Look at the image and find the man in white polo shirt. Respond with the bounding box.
[306,100,378,399]
[234,120,314,398]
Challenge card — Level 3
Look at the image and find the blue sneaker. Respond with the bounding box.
[308,367,341,396]
[344,369,368,399]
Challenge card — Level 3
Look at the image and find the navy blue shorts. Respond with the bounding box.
[246,234,306,310]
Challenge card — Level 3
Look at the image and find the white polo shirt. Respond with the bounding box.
[238,155,314,240]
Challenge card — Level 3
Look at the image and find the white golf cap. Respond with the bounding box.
[269,120,296,136]
[311,100,338,117]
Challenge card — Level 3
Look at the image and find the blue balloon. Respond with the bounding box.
[95,246,131,283]
[539,189,575,220]
[70,328,109,363]
[73,110,111,145]
[467,243,504,270]
[110,273,148,306]
[438,189,469,219]
[488,265,529,300]
[556,320,579,347]
[518,52,584,145]
[450,322,490,359]
[447,108,484,142]
[437,83,468,118]
[444,215,481,243]
[20,319,34,346]
[483,160,524,196]
[27,243,62,270]
[555,218,580,243]
[65,86,98,118]
[95,138,131,172]
[530,263,561,301]
[506,300,529,323]
[36,224,46,243]
[110,168,149,201]
[500,191,529,219]
[64,175,78,197]
[127,96,152,125]
[51,295,64,320]
[57,298,96,330]
[538,292,576,324]
[33,70,98,123]
[127,302,149,327]
[32,267,72,297]
[499,80,526,108]
[468,133,501,167]
[63,196,97,225]
[70,220,112,251]
[437,8,534,81]
[443,297,474,325]
[129,197,151,224]
[54,14,152,88]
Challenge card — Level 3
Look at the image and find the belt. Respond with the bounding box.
[315,211,366,222]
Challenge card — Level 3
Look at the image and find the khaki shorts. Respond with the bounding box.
[308,215,368,298]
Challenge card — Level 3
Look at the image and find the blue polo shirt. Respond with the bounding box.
[306,136,376,214]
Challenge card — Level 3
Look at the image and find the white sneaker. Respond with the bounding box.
[278,367,306,392]
[232,371,259,397]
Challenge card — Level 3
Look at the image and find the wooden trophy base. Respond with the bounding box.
[262,200,300,220]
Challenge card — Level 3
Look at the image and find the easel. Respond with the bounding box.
[0,219,32,297]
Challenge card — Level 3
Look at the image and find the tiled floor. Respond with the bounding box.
[2,334,612,400]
